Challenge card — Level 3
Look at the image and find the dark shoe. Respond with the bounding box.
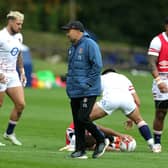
[71,151,88,159]
[92,138,110,158]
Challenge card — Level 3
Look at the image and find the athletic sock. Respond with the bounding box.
[153,130,162,144]
[6,120,17,135]
[137,121,152,141]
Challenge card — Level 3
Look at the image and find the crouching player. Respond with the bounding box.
[90,68,158,152]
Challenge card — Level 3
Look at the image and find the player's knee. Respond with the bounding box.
[156,110,167,120]
[128,111,143,124]
[16,102,26,112]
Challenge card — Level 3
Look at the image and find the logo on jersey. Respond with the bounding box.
[10,47,19,56]
[159,60,168,69]
[77,48,83,60]
[79,48,83,54]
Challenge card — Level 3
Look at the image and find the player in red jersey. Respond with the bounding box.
[59,121,132,152]
[147,16,168,153]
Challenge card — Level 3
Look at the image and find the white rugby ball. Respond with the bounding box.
[120,137,136,152]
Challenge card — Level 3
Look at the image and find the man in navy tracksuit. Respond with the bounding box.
[62,21,109,159]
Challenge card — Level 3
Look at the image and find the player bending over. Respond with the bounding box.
[89,68,159,153]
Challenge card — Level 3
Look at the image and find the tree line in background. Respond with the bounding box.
[0,0,168,47]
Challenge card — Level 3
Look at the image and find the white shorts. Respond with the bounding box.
[152,74,168,100]
[0,71,22,92]
[97,91,136,116]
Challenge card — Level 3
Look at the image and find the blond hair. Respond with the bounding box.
[6,11,24,21]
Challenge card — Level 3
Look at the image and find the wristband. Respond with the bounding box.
[156,80,163,85]
[155,76,163,85]
[155,76,160,81]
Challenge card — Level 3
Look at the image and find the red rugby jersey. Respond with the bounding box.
[157,34,168,72]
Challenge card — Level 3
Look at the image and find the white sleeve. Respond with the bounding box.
[125,77,136,94]
[148,36,161,56]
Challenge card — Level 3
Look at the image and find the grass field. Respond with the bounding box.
[0,72,168,168]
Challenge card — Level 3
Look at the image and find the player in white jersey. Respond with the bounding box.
[0,11,26,146]
[147,17,168,152]
[89,68,157,152]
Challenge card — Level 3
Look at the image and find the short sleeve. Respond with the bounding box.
[148,36,161,56]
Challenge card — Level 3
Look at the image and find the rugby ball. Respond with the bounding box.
[120,137,136,152]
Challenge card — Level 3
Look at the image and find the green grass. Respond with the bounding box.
[32,58,67,76]
[0,73,167,168]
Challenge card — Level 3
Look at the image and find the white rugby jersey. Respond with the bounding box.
[0,28,23,72]
[101,72,135,97]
